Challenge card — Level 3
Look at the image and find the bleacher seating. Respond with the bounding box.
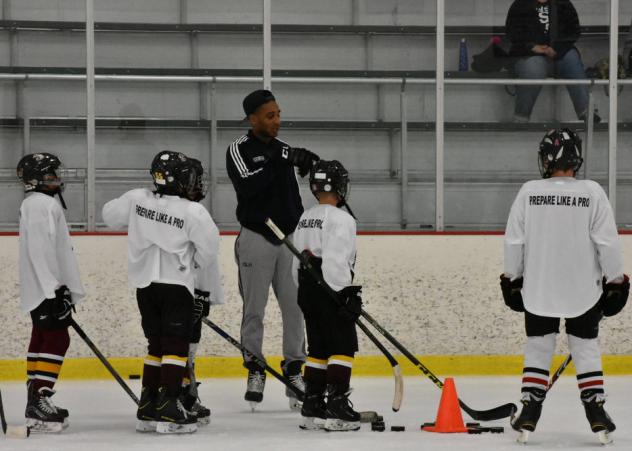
[0,0,630,229]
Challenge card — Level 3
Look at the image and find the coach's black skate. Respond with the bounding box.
[581,390,615,444]
[282,360,305,412]
[181,385,211,426]
[244,362,266,411]
[511,388,545,443]
[136,387,158,432]
[300,386,327,430]
[25,387,65,433]
[155,387,197,434]
[324,385,361,432]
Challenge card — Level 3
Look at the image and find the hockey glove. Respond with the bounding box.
[286,147,320,177]
[52,286,73,321]
[500,275,525,312]
[599,274,630,317]
[337,285,363,322]
[193,289,211,323]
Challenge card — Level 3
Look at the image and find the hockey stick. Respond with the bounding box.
[547,354,572,392]
[70,319,139,405]
[201,317,379,422]
[266,218,517,421]
[201,317,304,401]
[0,388,30,438]
[356,319,404,412]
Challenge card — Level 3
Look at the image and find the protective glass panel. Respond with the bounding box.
[93,1,263,228]
[443,0,611,229]
[617,1,632,227]
[0,1,87,229]
[271,0,436,229]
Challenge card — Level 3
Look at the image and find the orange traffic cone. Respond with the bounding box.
[422,377,468,433]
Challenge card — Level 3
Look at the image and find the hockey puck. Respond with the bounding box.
[390,426,405,432]
[371,422,385,432]
[129,374,141,380]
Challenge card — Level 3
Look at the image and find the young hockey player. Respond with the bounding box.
[291,160,362,432]
[102,151,221,434]
[17,153,86,433]
[502,128,629,444]
[180,157,225,425]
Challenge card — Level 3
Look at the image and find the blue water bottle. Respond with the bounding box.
[459,38,468,71]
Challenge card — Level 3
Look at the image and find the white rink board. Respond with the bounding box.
[1,234,632,359]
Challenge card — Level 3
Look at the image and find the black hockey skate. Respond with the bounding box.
[26,382,69,428]
[244,363,266,411]
[25,387,65,433]
[136,387,157,432]
[155,387,197,434]
[181,384,211,426]
[324,385,361,432]
[282,360,305,412]
[300,386,327,430]
[511,388,545,444]
[581,390,615,445]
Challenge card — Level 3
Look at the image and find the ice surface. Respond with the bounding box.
[2,375,632,450]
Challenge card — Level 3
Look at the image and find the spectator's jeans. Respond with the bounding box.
[514,48,589,120]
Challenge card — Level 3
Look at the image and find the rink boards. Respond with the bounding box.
[1,234,632,379]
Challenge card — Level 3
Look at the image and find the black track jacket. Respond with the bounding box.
[506,0,581,59]
[226,130,303,243]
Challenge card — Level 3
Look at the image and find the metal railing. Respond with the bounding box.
[3,0,626,230]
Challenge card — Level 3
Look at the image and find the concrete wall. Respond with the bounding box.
[1,234,632,360]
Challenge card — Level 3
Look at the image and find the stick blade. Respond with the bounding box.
[6,425,29,438]
[392,365,403,412]
[460,401,518,422]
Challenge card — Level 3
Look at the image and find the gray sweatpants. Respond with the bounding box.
[235,227,306,366]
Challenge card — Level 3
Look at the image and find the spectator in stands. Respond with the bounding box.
[506,0,597,123]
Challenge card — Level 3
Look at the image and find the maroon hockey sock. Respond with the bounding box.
[327,355,353,389]
[33,327,70,391]
[160,356,188,396]
[26,327,44,382]
[304,357,327,390]
[160,336,189,396]
[142,355,162,392]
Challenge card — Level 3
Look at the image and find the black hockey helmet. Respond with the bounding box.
[17,153,65,193]
[309,159,350,205]
[150,150,195,197]
[538,128,583,178]
[186,157,206,202]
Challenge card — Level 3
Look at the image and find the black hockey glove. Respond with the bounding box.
[500,275,525,312]
[285,147,320,178]
[337,285,363,322]
[599,274,630,317]
[52,286,73,321]
[193,289,211,323]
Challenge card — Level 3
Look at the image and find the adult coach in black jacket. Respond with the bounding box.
[226,89,319,411]
[506,0,594,122]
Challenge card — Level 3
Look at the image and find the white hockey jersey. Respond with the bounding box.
[194,259,225,305]
[504,177,624,317]
[18,192,86,313]
[292,204,357,292]
[102,188,221,296]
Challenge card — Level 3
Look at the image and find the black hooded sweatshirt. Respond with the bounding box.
[506,0,581,59]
